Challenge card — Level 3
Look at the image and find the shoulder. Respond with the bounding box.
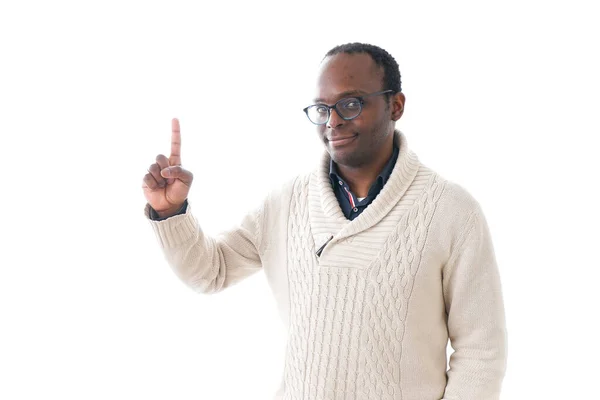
[438,175,482,216]
[411,159,481,215]
[256,172,309,221]
[422,167,487,239]
[263,174,303,204]
[411,165,493,263]
[265,167,315,203]
[251,173,307,252]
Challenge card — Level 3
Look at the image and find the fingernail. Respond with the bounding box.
[162,168,170,177]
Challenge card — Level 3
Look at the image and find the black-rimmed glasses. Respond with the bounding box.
[303,90,394,125]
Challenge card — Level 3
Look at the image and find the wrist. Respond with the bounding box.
[155,201,186,219]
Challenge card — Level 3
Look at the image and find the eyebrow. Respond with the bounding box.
[313,90,366,104]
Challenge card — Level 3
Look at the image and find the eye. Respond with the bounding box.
[340,98,361,110]
[315,105,328,114]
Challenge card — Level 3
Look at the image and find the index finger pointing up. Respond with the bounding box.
[170,118,181,166]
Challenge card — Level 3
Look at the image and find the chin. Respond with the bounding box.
[329,149,365,169]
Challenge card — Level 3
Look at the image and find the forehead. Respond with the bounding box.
[316,52,384,101]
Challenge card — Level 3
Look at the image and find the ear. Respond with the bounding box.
[391,92,405,121]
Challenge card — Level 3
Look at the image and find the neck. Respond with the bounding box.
[336,134,394,198]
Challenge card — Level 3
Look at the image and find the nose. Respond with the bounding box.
[326,107,344,129]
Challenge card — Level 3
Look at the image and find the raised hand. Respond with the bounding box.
[142,118,194,217]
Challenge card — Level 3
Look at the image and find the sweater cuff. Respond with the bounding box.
[144,200,199,248]
[148,199,188,221]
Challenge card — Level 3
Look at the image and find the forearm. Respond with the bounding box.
[144,201,263,294]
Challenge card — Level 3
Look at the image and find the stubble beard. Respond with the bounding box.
[329,124,391,169]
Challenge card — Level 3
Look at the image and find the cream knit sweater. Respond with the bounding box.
[144,130,507,400]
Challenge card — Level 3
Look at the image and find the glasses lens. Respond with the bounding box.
[306,105,329,125]
[336,98,362,119]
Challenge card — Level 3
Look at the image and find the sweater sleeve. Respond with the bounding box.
[441,206,508,400]
[144,199,264,294]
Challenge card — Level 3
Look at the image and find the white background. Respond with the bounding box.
[1,0,599,399]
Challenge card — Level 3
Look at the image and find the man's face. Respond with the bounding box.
[313,52,403,168]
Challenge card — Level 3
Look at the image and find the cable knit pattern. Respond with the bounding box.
[283,165,445,400]
[284,176,315,397]
[145,130,507,400]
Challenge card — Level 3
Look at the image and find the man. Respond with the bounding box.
[142,43,507,400]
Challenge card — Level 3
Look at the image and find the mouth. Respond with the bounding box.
[328,134,358,147]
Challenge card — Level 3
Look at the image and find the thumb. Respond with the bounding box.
[161,166,193,185]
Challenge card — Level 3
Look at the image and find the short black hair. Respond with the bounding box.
[324,43,402,94]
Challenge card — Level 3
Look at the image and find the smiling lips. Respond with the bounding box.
[328,134,358,147]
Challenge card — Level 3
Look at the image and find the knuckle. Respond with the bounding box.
[143,179,154,189]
